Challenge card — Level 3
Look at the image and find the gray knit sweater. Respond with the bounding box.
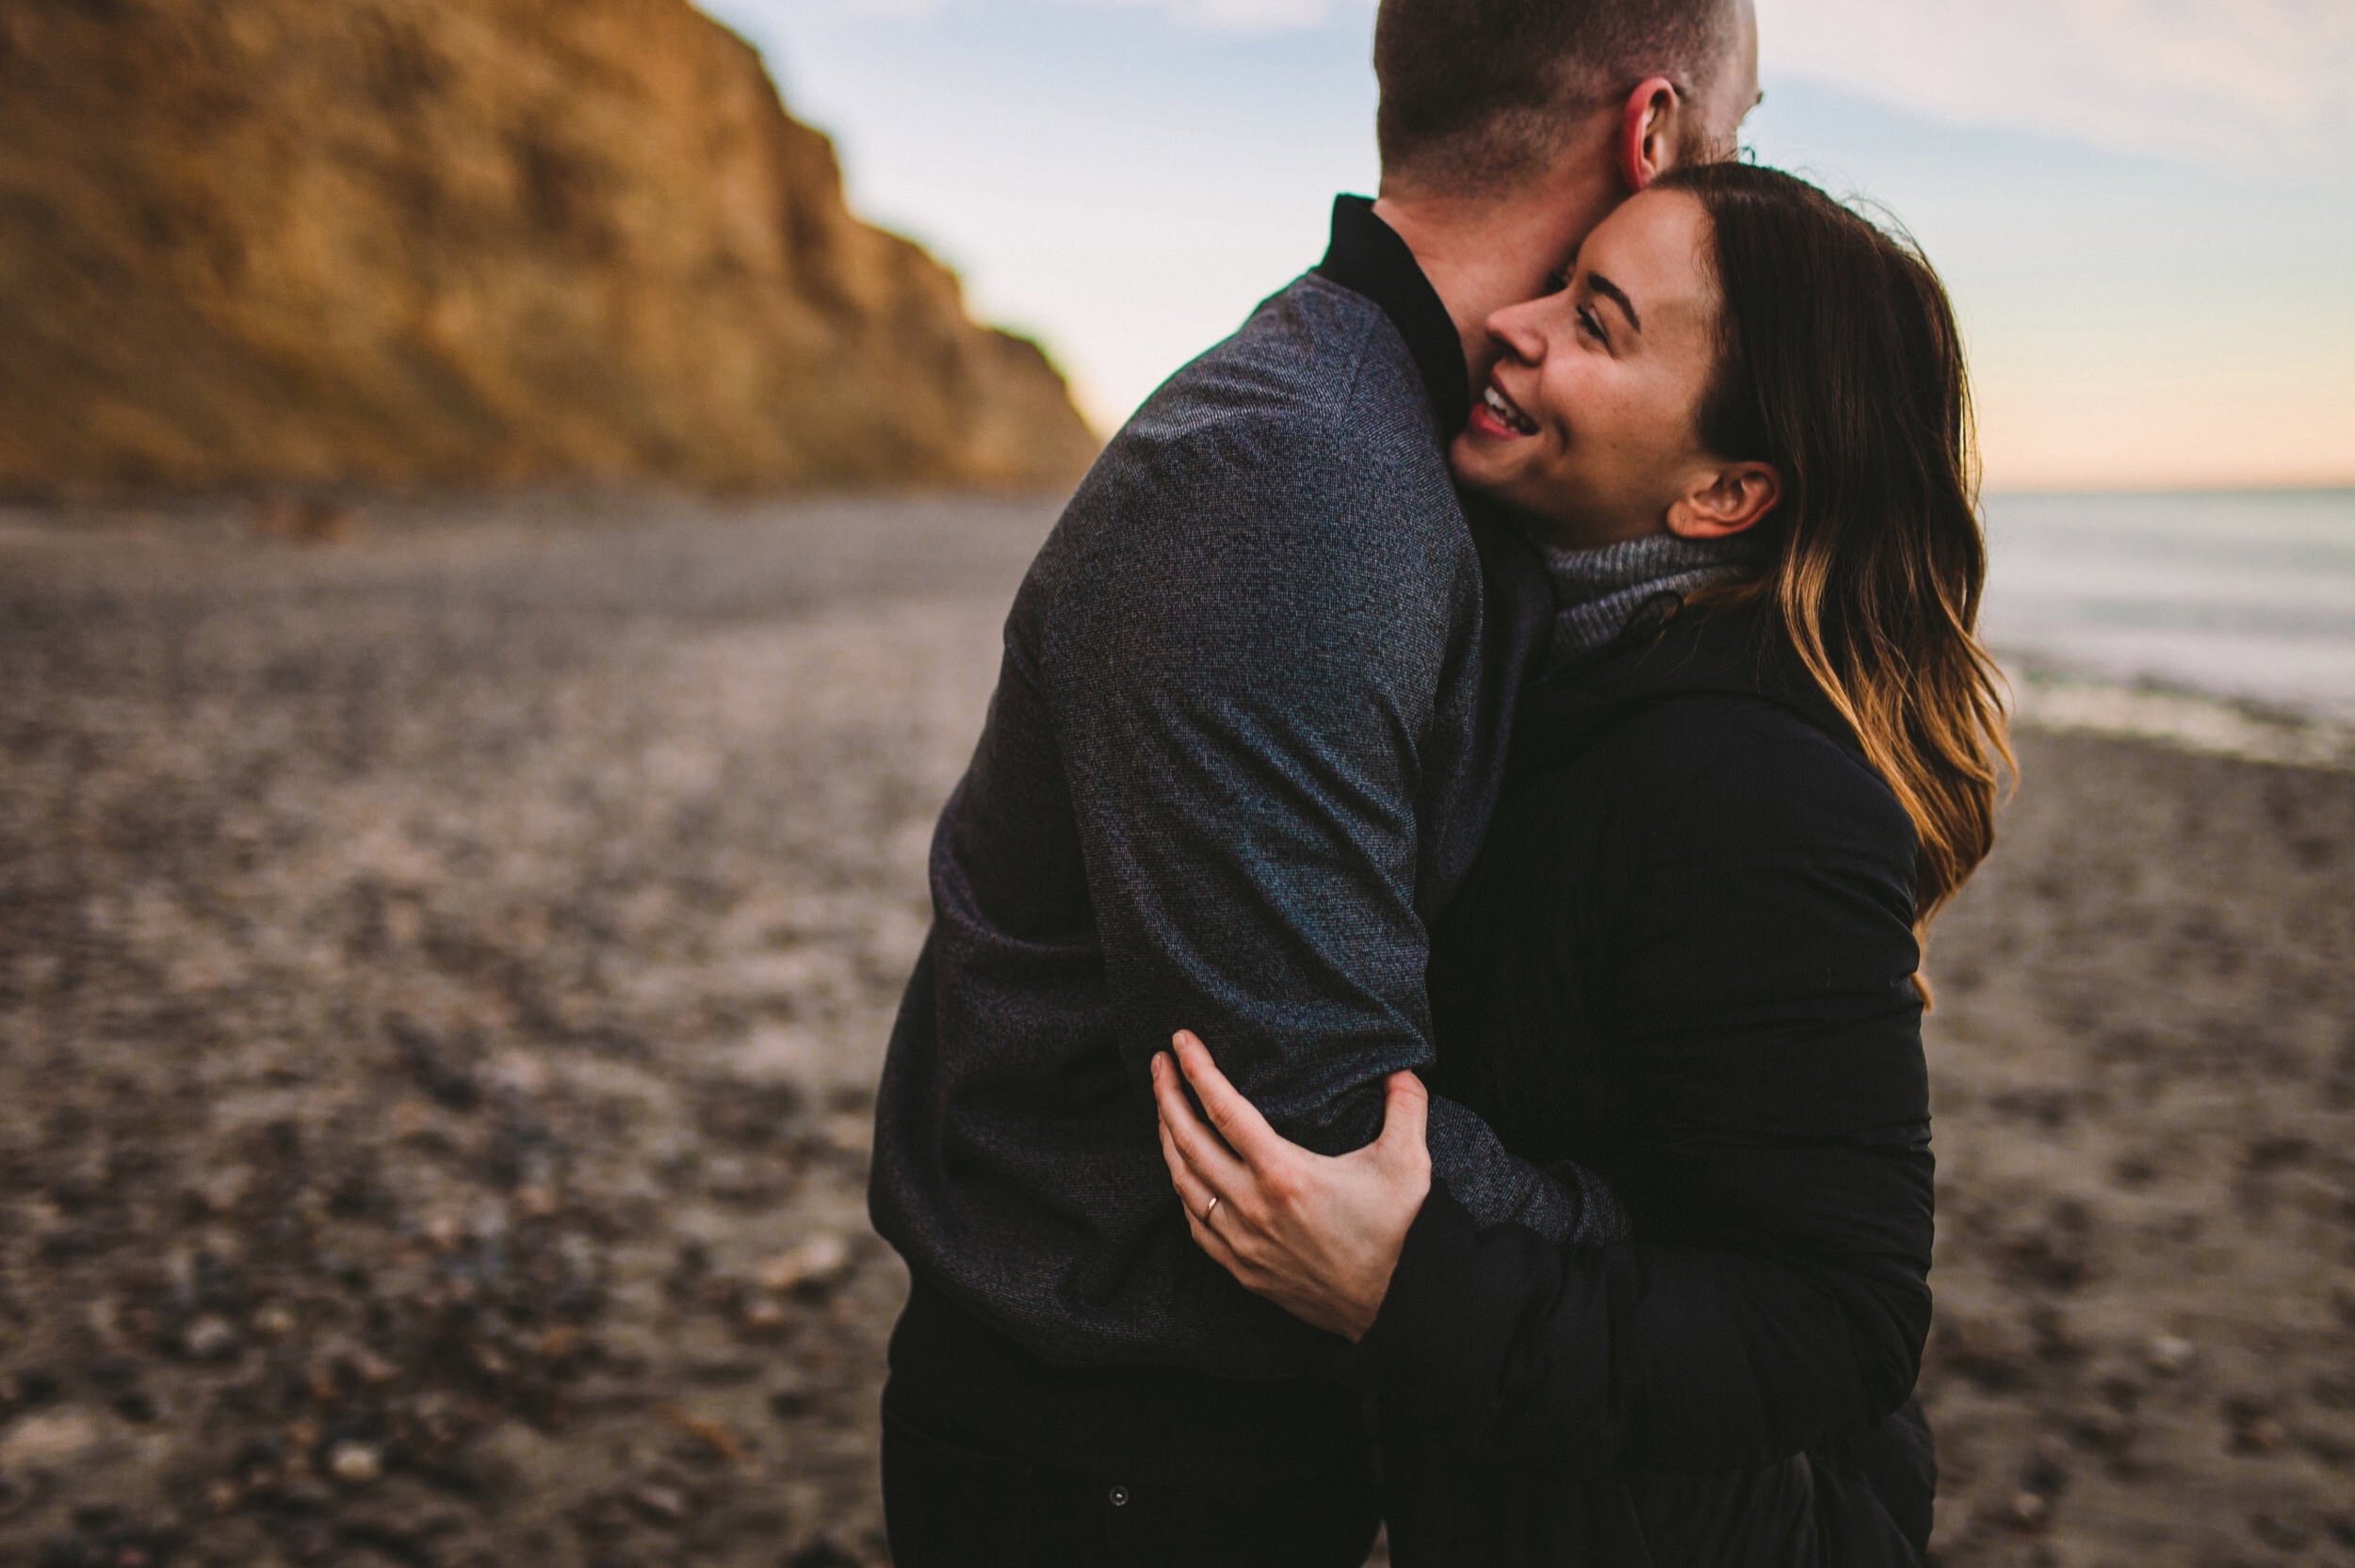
[870,256,1625,1382]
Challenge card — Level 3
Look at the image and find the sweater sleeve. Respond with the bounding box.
[1038,423,1609,1242]
[1355,710,1935,1472]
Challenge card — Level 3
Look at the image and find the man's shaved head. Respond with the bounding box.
[1375,0,1746,191]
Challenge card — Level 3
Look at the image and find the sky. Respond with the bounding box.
[698,0,2355,492]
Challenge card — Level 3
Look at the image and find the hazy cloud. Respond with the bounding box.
[1083,0,2355,171]
[795,0,1356,24]
[1762,0,2353,172]
[1044,0,1356,27]
[720,0,2355,172]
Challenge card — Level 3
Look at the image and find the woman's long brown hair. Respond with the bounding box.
[1660,162,2013,926]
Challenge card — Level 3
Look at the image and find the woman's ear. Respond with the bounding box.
[1618,76,1683,192]
[1667,461,1780,540]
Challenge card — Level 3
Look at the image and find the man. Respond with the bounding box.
[869,2,1762,1561]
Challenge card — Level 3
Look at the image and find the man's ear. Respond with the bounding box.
[1618,76,1683,192]
[1666,461,1780,540]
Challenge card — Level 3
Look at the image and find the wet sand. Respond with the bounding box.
[0,494,2348,1567]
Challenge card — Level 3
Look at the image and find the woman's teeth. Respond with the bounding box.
[1483,384,1537,436]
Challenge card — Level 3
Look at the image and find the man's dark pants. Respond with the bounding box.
[881,1283,1381,1568]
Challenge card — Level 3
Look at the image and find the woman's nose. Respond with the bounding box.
[1486,302,1548,365]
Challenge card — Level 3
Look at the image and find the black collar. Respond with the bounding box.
[1312,195,1469,439]
[1511,603,1866,784]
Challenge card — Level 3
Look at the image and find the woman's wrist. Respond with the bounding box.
[1349,1179,1473,1369]
[1340,1177,1432,1342]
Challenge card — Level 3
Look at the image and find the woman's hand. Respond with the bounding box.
[1149,1029,1432,1343]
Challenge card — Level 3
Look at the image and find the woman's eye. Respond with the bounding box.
[1576,305,1608,345]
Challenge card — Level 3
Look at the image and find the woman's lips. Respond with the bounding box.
[1474,380,1538,438]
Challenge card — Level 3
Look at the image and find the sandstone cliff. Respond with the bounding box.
[0,0,1100,493]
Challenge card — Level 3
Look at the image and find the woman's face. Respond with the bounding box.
[1452,189,1732,550]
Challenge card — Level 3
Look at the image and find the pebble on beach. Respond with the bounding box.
[327,1442,384,1486]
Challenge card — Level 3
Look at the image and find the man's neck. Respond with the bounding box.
[1372,154,1623,381]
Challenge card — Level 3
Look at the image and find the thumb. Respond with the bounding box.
[1375,1071,1430,1165]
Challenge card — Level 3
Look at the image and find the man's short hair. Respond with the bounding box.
[1375,0,1736,189]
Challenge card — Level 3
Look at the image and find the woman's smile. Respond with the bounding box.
[1472,378,1540,440]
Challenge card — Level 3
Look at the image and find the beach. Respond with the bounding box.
[0,493,2349,1568]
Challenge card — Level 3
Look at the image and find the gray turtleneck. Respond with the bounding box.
[1539,532,1761,659]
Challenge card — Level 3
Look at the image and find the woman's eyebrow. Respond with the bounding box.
[1587,272,1643,333]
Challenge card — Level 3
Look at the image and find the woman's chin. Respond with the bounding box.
[1450,436,1544,522]
[1447,431,1503,496]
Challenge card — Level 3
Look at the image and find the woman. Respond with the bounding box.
[1150,163,2010,1564]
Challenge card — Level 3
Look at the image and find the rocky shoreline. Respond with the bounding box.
[2,493,2349,1567]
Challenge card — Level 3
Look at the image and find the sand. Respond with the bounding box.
[0,493,2347,1568]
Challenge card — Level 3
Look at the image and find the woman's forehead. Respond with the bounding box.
[1580,190,1716,335]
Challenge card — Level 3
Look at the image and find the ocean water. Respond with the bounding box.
[1980,490,2355,725]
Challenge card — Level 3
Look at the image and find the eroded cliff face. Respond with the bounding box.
[0,0,1100,493]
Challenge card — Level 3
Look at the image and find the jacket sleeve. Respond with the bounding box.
[1354,712,1935,1471]
[1037,429,1612,1242]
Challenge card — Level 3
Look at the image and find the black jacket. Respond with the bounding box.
[1357,603,1939,1566]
